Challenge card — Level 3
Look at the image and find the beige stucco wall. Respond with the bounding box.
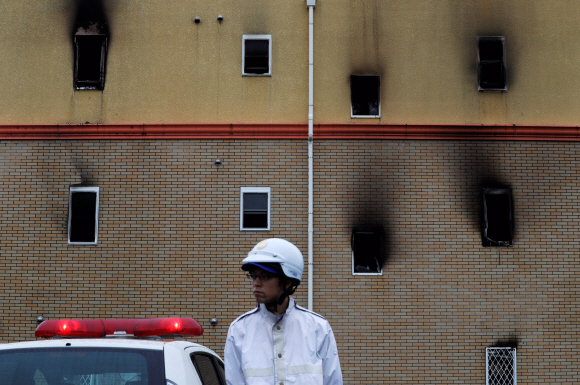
[1,1,579,125]
[317,0,580,125]
[0,0,309,124]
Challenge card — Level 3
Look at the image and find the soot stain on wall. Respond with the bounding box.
[493,336,519,348]
[70,0,110,37]
[347,155,393,268]
[450,143,514,241]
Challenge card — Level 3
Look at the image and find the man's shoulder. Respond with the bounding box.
[229,306,260,328]
[293,303,330,324]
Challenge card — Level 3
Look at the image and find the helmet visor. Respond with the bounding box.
[241,262,281,274]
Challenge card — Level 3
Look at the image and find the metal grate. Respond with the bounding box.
[79,374,92,385]
[486,347,516,385]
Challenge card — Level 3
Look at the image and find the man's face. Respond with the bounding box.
[249,267,285,304]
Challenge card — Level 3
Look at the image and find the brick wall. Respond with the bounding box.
[1,139,578,384]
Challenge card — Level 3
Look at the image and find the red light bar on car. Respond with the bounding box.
[35,318,203,339]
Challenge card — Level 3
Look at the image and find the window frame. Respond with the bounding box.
[240,187,271,231]
[74,34,108,90]
[68,186,100,245]
[477,36,507,92]
[242,34,272,77]
[351,229,384,276]
[486,347,516,385]
[350,75,381,118]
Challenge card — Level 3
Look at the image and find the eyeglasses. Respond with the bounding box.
[246,273,276,282]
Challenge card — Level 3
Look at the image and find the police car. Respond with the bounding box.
[0,318,225,385]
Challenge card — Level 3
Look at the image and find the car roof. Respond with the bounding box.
[0,338,211,352]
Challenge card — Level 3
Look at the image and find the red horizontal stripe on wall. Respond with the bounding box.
[0,123,579,141]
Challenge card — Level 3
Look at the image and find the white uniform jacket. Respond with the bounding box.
[225,298,343,385]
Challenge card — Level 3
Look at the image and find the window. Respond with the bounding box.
[0,347,165,385]
[486,347,516,385]
[191,353,225,385]
[351,75,380,118]
[68,186,99,245]
[74,34,107,90]
[240,187,270,231]
[352,228,383,275]
[242,35,272,76]
[482,188,513,247]
[477,37,506,91]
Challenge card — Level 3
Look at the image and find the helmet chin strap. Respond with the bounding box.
[264,289,288,313]
[264,281,295,313]
[260,270,300,313]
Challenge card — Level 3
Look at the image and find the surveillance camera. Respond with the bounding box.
[217,15,223,22]
[194,17,200,24]
[214,158,222,166]
[210,318,218,326]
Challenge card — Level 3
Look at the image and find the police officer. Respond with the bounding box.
[225,238,343,385]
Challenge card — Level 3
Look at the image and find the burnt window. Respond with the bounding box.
[352,228,383,275]
[351,75,380,118]
[482,188,513,247]
[68,186,99,245]
[243,35,272,76]
[74,34,107,90]
[240,187,270,231]
[477,37,506,91]
[486,347,516,385]
[191,353,225,385]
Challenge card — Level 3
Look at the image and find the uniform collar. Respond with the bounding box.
[258,297,295,323]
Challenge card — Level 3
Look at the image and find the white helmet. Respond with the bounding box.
[242,238,304,283]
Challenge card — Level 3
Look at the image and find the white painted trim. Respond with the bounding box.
[242,35,272,76]
[240,187,271,231]
[68,186,99,245]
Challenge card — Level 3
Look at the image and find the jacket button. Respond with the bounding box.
[278,353,282,358]
[277,326,281,330]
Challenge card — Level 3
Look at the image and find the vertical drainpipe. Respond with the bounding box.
[306,0,316,311]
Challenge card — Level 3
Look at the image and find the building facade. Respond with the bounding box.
[1,1,579,384]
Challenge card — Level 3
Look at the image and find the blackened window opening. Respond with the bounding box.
[243,193,268,229]
[70,191,97,243]
[482,188,513,246]
[75,35,107,90]
[244,40,269,74]
[478,38,506,91]
[351,76,380,117]
[352,230,383,273]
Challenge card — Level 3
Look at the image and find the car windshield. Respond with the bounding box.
[0,347,165,385]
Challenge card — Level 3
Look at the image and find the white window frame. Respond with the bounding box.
[240,187,271,231]
[351,230,384,276]
[486,347,516,385]
[242,34,272,76]
[350,75,381,118]
[68,186,100,245]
